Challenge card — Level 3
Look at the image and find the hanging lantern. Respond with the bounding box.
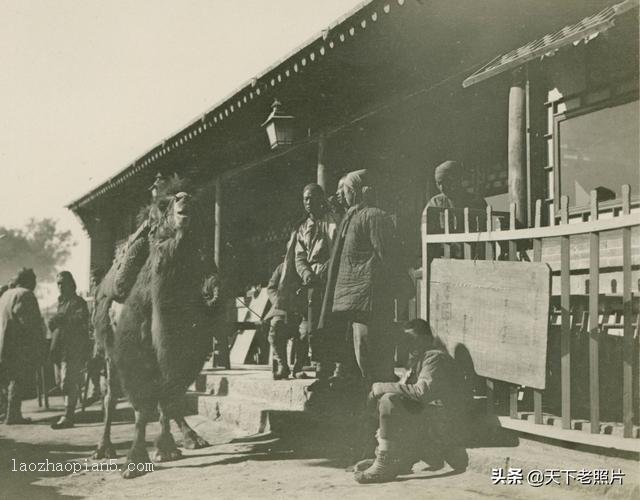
[261,99,295,149]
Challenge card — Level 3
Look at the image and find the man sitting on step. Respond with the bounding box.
[354,319,470,483]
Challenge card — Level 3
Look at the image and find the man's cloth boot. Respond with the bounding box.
[273,363,290,380]
[52,394,77,429]
[51,416,74,429]
[4,380,30,425]
[272,337,290,380]
[354,446,401,484]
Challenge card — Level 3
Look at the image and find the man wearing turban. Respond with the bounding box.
[319,169,398,387]
[426,161,487,257]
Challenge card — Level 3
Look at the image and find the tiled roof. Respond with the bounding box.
[462,0,639,88]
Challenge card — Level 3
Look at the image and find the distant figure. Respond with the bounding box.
[320,169,399,386]
[354,319,469,484]
[86,266,107,405]
[49,271,90,429]
[0,268,45,424]
[294,183,339,379]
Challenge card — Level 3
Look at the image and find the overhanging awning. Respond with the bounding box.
[462,0,639,88]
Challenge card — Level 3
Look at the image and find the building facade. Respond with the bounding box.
[68,0,639,446]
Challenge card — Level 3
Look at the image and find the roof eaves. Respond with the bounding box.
[68,0,413,211]
[462,0,639,88]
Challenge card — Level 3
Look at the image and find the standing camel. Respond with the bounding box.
[92,176,219,478]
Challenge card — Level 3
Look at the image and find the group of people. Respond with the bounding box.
[264,162,474,483]
[0,159,476,484]
[0,268,99,430]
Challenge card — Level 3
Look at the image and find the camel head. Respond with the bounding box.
[170,190,194,230]
[146,174,209,255]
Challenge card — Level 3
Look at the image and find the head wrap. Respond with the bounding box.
[13,268,36,289]
[434,161,460,183]
[57,271,77,293]
[343,169,369,194]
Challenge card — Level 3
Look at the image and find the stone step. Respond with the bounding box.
[195,394,318,435]
[200,371,314,411]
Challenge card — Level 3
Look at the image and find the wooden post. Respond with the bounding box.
[463,207,472,259]
[508,202,518,419]
[214,178,222,269]
[421,207,429,321]
[588,191,600,434]
[533,200,543,425]
[317,134,327,192]
[443,209,451,259]
[560,195,571,430]
[485,205,494,260]
[508,69,528,227]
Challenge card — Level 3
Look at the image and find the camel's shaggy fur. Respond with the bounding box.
[92,177,219,478]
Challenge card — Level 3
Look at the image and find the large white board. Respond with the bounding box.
[430,259,551,389]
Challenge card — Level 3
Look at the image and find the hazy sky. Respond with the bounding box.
[0,0,363,301]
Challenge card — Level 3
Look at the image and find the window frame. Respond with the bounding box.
[552,88,639,216]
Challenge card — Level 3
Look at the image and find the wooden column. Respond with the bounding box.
[214,178,222,269]
[317,134,327,191]
[508,69,528,226]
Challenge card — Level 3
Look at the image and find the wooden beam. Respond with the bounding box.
[422,213,639,243]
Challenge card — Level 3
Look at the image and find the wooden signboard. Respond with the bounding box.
[429,259,551,389]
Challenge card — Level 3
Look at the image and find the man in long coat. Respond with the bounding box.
[49,271,90,429]
[319,169,398,386]
[0,268,45,424]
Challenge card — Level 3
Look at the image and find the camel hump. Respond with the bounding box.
[104,222,151,302]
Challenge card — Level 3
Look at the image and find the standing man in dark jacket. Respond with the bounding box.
[354,319,469,483]
[49,271,90,429]
[319,169,398,386]
[0,268,45,424]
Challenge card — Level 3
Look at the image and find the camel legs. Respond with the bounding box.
[152,408,182,462]
[175,415,209,449]
[122,409,152,479]
[92,360,117,459]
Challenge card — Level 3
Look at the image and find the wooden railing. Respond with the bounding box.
[420,185,640,441]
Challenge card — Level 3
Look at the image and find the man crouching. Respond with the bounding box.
[354,319,469,483]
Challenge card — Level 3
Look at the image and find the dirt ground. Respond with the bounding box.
[0,397,635,500]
